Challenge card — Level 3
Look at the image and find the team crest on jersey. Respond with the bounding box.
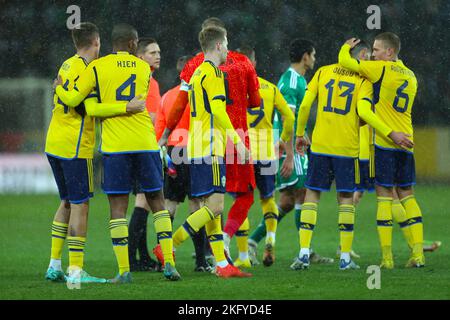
[221,176,226,187]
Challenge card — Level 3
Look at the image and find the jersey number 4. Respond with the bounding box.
[116,74,136,101]
[323,79,355,115]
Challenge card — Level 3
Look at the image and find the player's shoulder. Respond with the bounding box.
[328,63,363,80]
[129,53,151,70]
[228,51,248,62]
[180,53,204,80]
[60,54,87,73]
[186,53,204,70]
[202,61,224,78]
[389,60,416,79]
[150,76,160,88]
[258,77,275,90]
[280,68,305,88]
[359,59,387,70]
[164,85,180,97]
[319,63,337,72]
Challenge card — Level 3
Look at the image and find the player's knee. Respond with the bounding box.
[279,197,294,213]
[237,191,254,209]
[62,200,71,210]
[205,204,222,217]
[338,191,354,203]
[188,199,201,213]
[165,199,178,217]
[279,190,295,212]
[145,190,165,212]
[295,188,306,203]
[396,186,413,198]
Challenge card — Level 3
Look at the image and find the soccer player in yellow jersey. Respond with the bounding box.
[44,22,108,284]
[231,45,295,268]
[159,26,251,278]
[294,40,412,270]
[339,33,425,268]
[54,24,180,282]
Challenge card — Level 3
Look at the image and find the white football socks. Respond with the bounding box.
[49,259,62,271]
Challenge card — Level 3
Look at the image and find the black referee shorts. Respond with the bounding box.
[163,146,192,202]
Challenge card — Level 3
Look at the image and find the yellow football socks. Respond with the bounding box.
[109,219,130,275]
[377,197,393,248]
[392,200,413,248]
[173,206,215,247]
[205,215,227,265]
[51,221,68,260]
[153,210,174,265]
[299,202,318,249]
[67,236,86,269]
[401,195,424,253]
[236,218,250,255]
[338,204,355,253]
[261,197,278,244]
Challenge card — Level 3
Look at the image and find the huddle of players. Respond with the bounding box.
[44,18,257,284]
[223,32,425,271]
[44,17,425,285]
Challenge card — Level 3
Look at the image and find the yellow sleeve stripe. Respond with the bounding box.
[87,159,94,193]
[354,159,360,185]
[212,156,220,186]
[369,144,375,178]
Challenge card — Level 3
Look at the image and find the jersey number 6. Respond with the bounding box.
[393,80,409,113]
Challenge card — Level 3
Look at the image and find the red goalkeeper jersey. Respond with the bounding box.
[180,51,260,149]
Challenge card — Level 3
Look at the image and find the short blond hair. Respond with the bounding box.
[198,26,226,52]
[375,32,401,54]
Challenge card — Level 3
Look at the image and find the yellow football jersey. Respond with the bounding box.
[358,59,417,152]
[56,51,157,153]
[45,54,95,159]
[298,64,373,158]
[247,77,294,161]
[187,61,229,159]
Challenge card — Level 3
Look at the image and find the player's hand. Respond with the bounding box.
[345,38,360,49]
[280,153,294,178]
[236,142,251,164]
[295,136,310,156]
[52,75,62,90]
[275,141,285,159]
[388,131,414,149]
[158,129,170,147]
[126,94,145,113]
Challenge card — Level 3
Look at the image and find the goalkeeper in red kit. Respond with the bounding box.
[159,17,261,263]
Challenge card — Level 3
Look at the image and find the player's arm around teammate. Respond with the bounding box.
[338,34,424,268]
[55,24,180,282]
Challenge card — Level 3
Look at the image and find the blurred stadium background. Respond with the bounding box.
[0,0,449,194]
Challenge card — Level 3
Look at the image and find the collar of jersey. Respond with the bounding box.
[113,51,131,55]
[204,59,217,67]
[288,67,302,78]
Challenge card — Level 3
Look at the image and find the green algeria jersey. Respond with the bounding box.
[273,67,307,142]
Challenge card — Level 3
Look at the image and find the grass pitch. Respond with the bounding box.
[1,185,449,300]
